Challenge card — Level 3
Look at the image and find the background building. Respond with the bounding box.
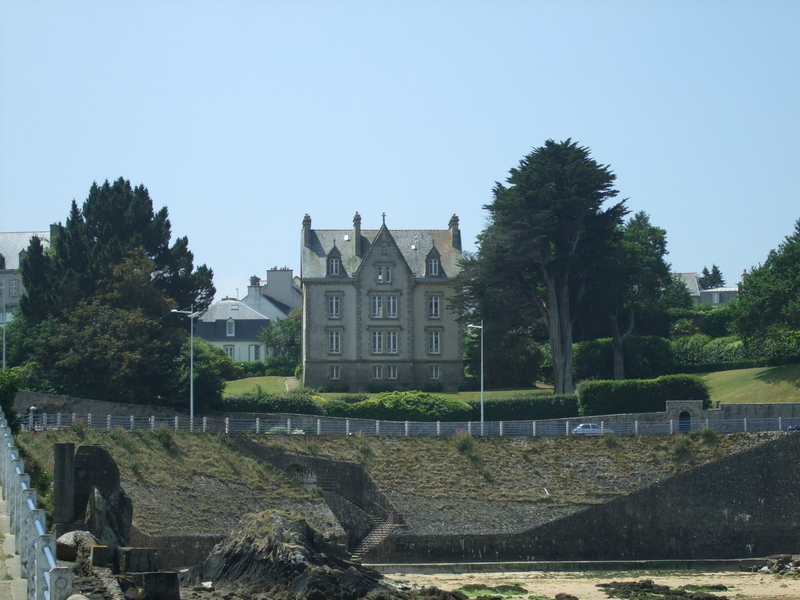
[0,226,55,324]
[300,212,464,391]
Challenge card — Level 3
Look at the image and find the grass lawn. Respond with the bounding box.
[224,376,287,397]
[702,364,800,404]
[223,365,800,405]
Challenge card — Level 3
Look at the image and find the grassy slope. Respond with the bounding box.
[224,376,287,396]
[701,364,800,404]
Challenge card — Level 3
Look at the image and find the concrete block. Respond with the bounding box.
[125,572,180,600]
[118,547,161,573]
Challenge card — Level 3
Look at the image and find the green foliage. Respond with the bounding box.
[236,361,267,378]
[0,369,21,432]
[701,305,735,338]
[258,309,301,370]
[671,334,749,368]
[324,390,472,422]
[13,178,216,407]
[171,338,230,413]
[577,374,710,416]
[463,327,544,389]
[469,393,578,421]
[733,219,800,340]
[698,264,725,289]
[224,386,325,415]
[453,139,627,395]
[573,336,675,381]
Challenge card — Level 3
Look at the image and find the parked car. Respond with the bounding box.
[787,424,800,431]
[571,423,613,435]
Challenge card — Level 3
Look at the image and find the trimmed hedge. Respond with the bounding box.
[577,374,710,416]
[323,390,471,422]
[223,388,325,415]
[467,393,578,421]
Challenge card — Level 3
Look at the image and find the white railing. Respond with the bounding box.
[20,411,799,437]
[0,412,72,600]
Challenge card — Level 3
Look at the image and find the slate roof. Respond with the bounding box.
[0,231,51,270]
[302,223,462,280]
[674,272,701,296]
[198,299,270,323]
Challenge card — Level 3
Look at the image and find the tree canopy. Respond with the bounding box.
[258,309,302,375]
[732,218,800,341]
[14,178,217,408]
[456,139,628,394]
[698,265,725,289]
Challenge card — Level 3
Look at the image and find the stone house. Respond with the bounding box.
[673,271,741,306]
[300,212,464,391]
[196,268,302,362]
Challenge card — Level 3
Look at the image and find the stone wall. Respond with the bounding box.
[129,527,225,570]
[368,432,800,562]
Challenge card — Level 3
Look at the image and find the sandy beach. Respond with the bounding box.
[384,569,800,600]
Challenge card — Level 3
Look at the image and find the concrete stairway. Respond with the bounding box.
[351,511,402,561]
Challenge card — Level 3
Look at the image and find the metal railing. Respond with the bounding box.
[21,410,800,437]
[1,412,72,600]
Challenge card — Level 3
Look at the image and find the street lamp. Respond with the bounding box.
[172,304,197,425]
[467,319,484,436]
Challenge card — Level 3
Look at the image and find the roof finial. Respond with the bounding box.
[382,212,386,226]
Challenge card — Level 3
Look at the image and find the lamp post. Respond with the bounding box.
[467,320,484,436]
[172,304,197,425]
[1,276,6,372]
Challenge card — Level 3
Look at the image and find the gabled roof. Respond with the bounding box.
[302,221,461,280]
[199,299,270,322]
[0,231,51,270]
[674,272,701,296]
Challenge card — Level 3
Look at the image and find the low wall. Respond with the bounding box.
[129,527,225,570]
[369,432,800,562]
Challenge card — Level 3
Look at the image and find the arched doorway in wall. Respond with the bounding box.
[679,410,691,433]
[286,464,318,491]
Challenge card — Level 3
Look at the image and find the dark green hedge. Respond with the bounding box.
[573,336,675,381]
[577,374,710,416]
[323,390,472,422]
[223,388,324,415]
[466,393,578,421]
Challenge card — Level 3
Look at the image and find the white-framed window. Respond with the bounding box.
[377,265,392,283]
[328,257,340,276]
[428,365,440,380]
[249,345,260,361]
[328,330,341,354]
[386,295,398,318]
[428,257,439,276]
[224,345,235,359]
[372,330,383,353]
[330,365,340,380]
[328,294,340,318]
[372,365,383,379]
[371,295,383,318]
[387,365,398,380]
[428,330,440,354]
[10,280,20,297]
[226,320,235,337]
[427,295,441,318]
[386,330,398,354]
[712,292,720,304]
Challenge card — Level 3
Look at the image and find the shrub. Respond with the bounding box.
[577,374,710,416]
[223,386,325,415]
[235,361,267,378]
[318,384,350,394]
[323,390,472,422]
[468,393,578,421]
[573,336,674,381]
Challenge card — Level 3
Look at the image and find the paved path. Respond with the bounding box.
[0,489,27,600]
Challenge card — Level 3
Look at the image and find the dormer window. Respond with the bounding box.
[328,257,340,276]
[425,247,441,277]
[226,319,235,337]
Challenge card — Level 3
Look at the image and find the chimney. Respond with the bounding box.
[353,211,362,256]
[449,214,461,251]
[303,214,312,248]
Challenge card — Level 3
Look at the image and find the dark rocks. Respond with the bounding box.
[187,510,448,600]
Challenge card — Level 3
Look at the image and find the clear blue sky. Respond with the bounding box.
[2,1,798,301]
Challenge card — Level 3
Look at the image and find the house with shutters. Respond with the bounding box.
[300,212,464,391]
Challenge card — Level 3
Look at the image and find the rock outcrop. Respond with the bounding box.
[188,510,457,600]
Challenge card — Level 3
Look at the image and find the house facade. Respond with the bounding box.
[673,272,741,306]
[300,212,464,391]
[196,299,271,362]
[196,268,302,362]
